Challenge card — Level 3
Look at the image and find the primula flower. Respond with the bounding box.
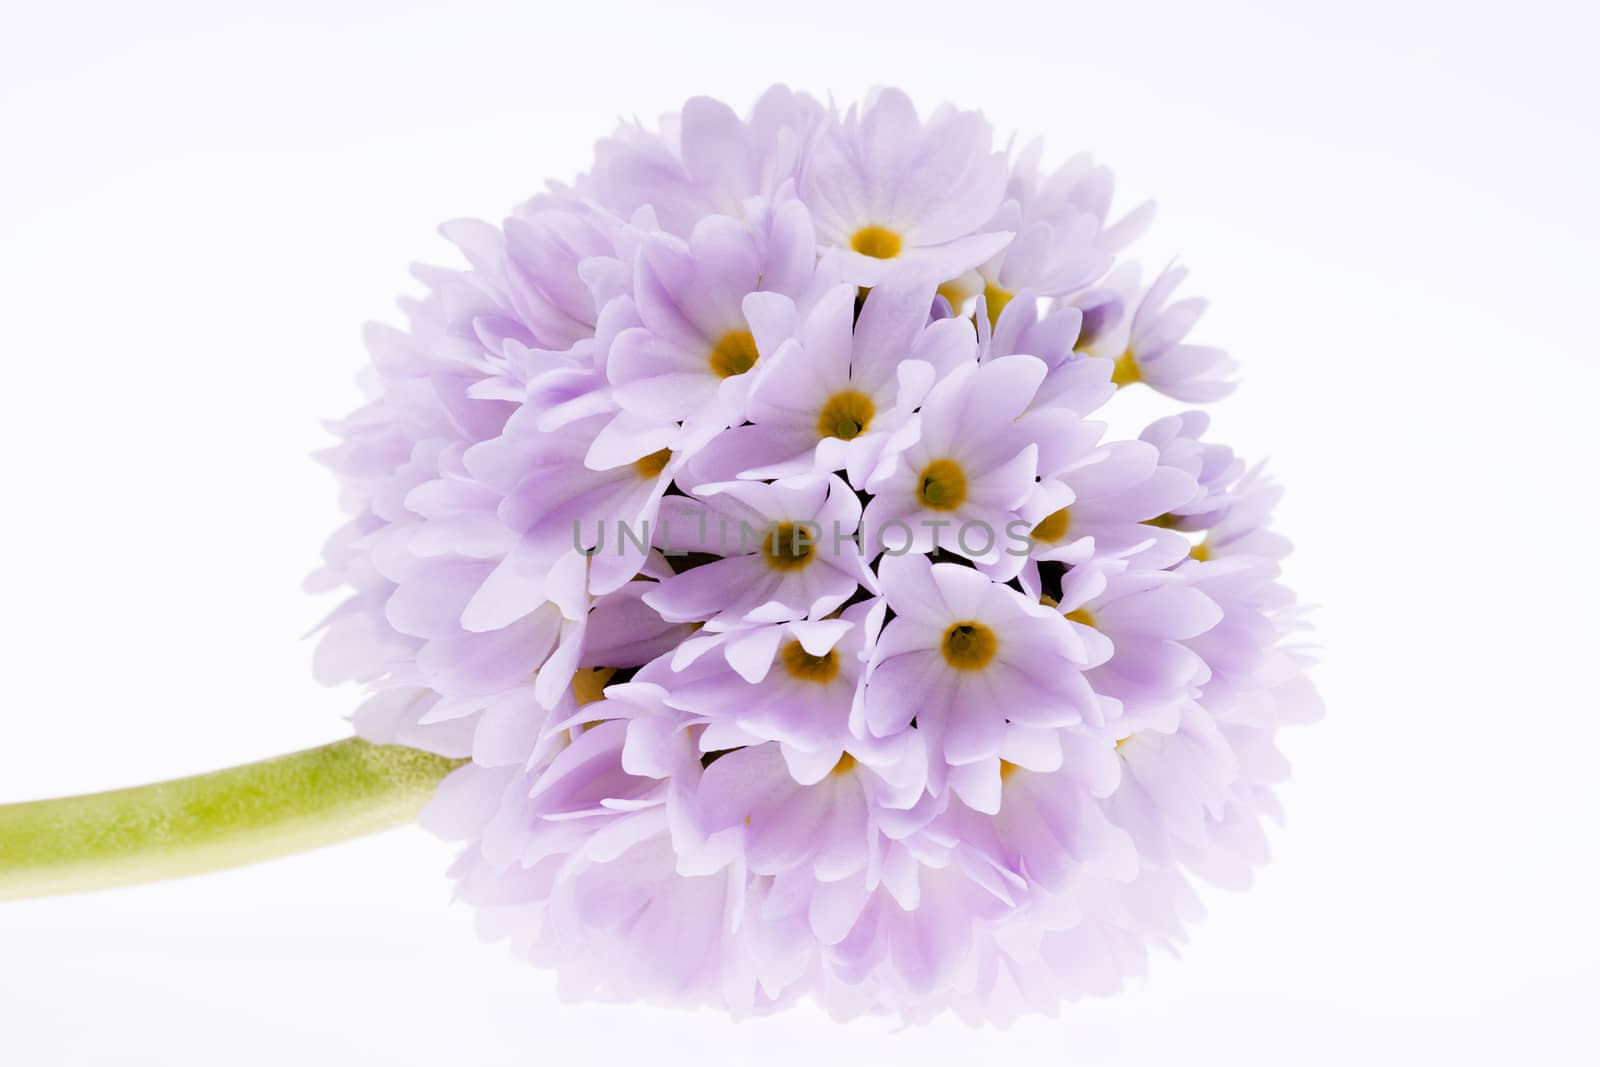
[863,552,1101,809]
[0,87,1319,1027]
[296,87,1322,1022]
[644,472,874,628]
[588,88,826,238]
[641,606,894,780]
[861,354,1047,564]
[607,199,818,425]
[291,88,1329,1023]
[1107,264,1240,400]
[798,89,1013,285]
[688,279,970,487]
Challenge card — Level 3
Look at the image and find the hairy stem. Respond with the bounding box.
[0,738,464,901]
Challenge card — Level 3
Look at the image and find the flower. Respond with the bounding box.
[1138,410,1245,530]
[861,354,1048,564]
[639,606,895,781]
[798,88,1013,286]
[589,87,825,238]
[607,198,818,426]
[1106,264,1239,400]
[315,87,1321,1022]
[686,278,972,488]
[643,473,873,629]
[863,552,1100,809]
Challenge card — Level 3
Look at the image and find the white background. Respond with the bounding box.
[2,1,1597,1062]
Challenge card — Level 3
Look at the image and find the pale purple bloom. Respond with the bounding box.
[640,607,894,780]
[644,473,873,628]
[1003,141,1154,253]
[1013,418,1200,576]
[608,199,818,426]
[1057,560,1222,732]
[687,279,969,487]
[798,89,1013,285]
[1139,410,1246,529]
[977,209,1108,307]
[974,284,1121,417]
[1112,264,1239,400]
[589,87,825,238]
[480,201,620,351]
[863,553,1099,808]
[1190,463,1295,562]
[862,354,1047,563]
[314,88,1321,1022]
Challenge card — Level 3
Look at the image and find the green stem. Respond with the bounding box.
[0,738,464,902]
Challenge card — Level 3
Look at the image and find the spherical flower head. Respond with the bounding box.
[314,86,1322,1022]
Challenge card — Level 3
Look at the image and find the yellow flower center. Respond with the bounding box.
[1065,607,1097,629]
[1190,538,1212,562]
[571,666,617,707]
[1029,507,1071,544]
[708,328,760,379]
[999,759,1022,780]
[917,458,967,511]
[1111,349,1142,387]
[1145,512,1182,529]
[762,521,815,571]
[850,225,902,260]
[936,279,972,312]
[816,390,876,441]
[831,752,858,776]
[781,640,840,684]
[941,621,997,670]
[983,281,1013,330]
[634,448,672,479]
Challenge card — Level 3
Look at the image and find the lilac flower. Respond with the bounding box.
[688,279,971,488]
[1055,559,1222,732]
[975,296,1119,419]
[1002,142,1154,255]
[315,88,1321,1021]
[798,89,1013,285]
[644,473,874,628]
[1014,420,1200,576]
[607,199,818,426]
[1188,464,1294,563]
[589,87,825,238]
[863,553,1100,808]
[493,202,620,350]
[1109,264,1239,400]
[861,355,1047,563]
[1139,410,1246,530]
[642,610,875,772]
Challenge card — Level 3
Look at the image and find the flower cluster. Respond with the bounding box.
[313,87,1320,1022]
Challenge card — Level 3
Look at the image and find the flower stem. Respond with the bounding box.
[0,738,464,901]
